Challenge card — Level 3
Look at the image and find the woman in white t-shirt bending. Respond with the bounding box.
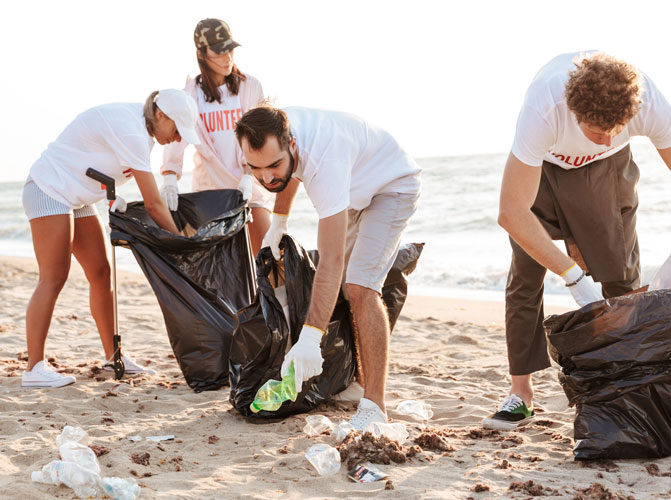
[21,89,200,388]
[160,18,272,255]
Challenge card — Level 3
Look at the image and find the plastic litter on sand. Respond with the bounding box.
[305,443,341,476]
[304,415,336,436]
[396,400,434,421]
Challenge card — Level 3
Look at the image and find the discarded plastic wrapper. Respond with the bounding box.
[348,462,389,483]
[304,415,336,436]
[57,425,87,447]
[145,435,175,442]
[32,460,101,499]
[102,476,141,500]
[336,421,355,441]
[396,400,434,421]
[364,422,409,444]
[305,443,341,476]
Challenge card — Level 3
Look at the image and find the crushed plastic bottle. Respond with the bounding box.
[364,422,409,444]
[305,443,341,476]
[59,441,100,475]
[396,400,434,421]
[335,421,355,441]
[32,460,101,499]
[250,362,297,413]
[56,425,88,447]
[32,425,140,499]
[102,477,141,500]
[303,415,336,436]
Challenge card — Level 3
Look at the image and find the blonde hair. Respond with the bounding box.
[565,53,642,131]
[143,90,159,136]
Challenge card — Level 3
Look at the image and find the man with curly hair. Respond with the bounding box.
[483,51,671,430]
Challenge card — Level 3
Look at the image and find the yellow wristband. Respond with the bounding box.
[273,211,289,217]
[560,262,577,277]
[303,324,325,335]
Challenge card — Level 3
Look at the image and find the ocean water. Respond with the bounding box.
[3,140,671,305]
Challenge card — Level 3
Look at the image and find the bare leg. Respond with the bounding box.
[346,283,389,412]
[510,375,533,406]
[248,207,271,257]
[71,215,114,360]
[25,215,74,371]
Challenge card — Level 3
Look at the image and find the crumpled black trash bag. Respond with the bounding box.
[544,290,671,460]
[229,237,423,418]
[110,189,255,392]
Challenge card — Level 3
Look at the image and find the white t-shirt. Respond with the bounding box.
[30,103,154,207]
[285,107,421,219]
[196,84,245,178]
[512,51,671,169]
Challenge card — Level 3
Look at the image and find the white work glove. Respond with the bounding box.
[281,325,324,393]
[109,196,127,213]
[560,263,604,307]
[262,212,289,260]
[160,173,179,211]
[237,174,253,203]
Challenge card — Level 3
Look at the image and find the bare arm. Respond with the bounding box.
[498,153,574,275]
[132,169,180,234]
[304,210,348,331]
[273,177,301,215]
[657,147,671,169]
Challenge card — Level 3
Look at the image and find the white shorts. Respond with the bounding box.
[22,177,98,221]
[344,191,419,294]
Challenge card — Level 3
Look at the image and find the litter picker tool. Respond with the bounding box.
[85,168,125,379]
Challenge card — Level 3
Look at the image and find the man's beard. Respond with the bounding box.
[261,152,294,192]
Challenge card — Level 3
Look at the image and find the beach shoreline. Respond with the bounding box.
[1,255,669,499]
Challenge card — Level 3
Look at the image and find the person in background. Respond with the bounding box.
[484,51,671,429]
[235,106,421,430]
[22,89,200,388]
[161,18,271,255]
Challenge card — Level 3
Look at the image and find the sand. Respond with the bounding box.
[1,255,670,499]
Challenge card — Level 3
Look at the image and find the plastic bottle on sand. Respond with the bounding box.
[250,362,298,413]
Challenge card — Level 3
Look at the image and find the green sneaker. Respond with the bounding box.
[481,394,534,430]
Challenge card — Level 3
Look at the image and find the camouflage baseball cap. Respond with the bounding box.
[194,18,240,54]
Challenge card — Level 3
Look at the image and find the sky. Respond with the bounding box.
[2,0,671,182]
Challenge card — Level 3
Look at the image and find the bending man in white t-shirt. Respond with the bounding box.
[483,52,671,430]
[235,106,421,430]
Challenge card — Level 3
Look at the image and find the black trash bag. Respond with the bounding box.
[544,290,671,460]
[109,189,255,392]
[229,237,423,418]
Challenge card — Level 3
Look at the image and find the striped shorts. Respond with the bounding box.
[22,177,98,221]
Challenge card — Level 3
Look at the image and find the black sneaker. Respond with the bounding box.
[482,394,534,430]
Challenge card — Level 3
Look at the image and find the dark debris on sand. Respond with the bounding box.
[131,452,150,466]
[572,483,636,500]
[509,480,559,496]
[414,430,456,452]
[471,483,490,492]
[337,432,421,469]
[89,445,110,457]
[645,463,671,477]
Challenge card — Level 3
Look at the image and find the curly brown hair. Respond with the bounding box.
[565,53,642,131]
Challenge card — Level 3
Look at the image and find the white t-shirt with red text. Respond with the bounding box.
[29,103,153,207]
[286,107,421,219]
[512,51,671,169]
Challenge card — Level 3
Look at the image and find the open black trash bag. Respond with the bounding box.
[110,189,255,392]
[229,237,423,418]
[544,290,671,460]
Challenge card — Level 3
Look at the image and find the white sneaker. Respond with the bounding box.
[349,398,388,431]
[333,380,365,402]
[103,355,157,375]
[22,360,76,388]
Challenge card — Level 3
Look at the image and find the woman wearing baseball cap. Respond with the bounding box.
[160,18,272,256]
[21,89,200,388]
